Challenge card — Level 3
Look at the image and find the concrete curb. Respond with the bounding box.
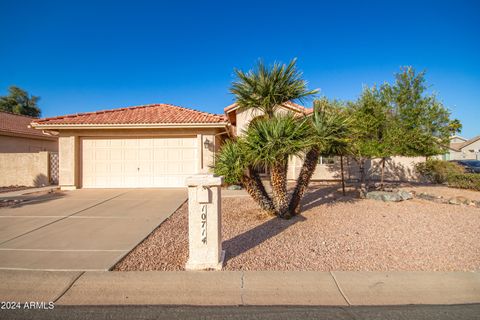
[0,186,58,199]
[1,270,479,306]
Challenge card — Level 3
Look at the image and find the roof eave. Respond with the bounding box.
[0,129,58,141]
[224,102,312,114]
[30,122,229,130]
[224,103,239,114]
[458,136,480,149]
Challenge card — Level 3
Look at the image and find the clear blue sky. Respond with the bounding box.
[1,0,479,137]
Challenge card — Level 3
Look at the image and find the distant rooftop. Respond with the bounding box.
[0,111,56,139]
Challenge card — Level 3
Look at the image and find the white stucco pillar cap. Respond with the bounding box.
[185,174,224,187]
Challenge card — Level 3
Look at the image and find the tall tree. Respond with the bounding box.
[385,67,452,157]
[288,98,351,214]
[214,114,312,218]
[348,86,391,197]
[217,58,318,218]
[0,86,41,117]
[348,67,456,196]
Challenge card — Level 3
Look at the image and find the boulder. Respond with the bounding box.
[398,191,414,200]
[227,184,242,190]
[416,192,444,203]
[366,191,403,202]
[416,192,431,200]
[448,196,471,205]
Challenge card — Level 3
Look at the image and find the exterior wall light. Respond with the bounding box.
[203,138,211,149]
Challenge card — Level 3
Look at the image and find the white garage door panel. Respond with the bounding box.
[82,137,198,188]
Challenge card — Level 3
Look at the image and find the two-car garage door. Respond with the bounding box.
[82,137,198,188]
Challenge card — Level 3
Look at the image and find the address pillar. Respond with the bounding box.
[185,174,225,270]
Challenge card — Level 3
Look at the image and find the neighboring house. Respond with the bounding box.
[0,111,58,153]
[441,135,480,160]
[0,111,58,187]
[31,103,425,190]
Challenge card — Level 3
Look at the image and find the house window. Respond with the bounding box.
[318,156,335,165]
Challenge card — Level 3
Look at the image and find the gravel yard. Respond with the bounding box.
[114,184,480,272]
[400,184,480,202]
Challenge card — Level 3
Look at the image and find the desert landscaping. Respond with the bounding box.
[115,183,480,272]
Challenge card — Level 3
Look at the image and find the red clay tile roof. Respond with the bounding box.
[224,101,313,114]
[0,111,56,139]
[32,104,228,126]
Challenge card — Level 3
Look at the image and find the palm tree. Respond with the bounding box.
[220,58,317,218]
[216,61,353,218]
[214,139,275,214]
[230,59,317,119]
[243,113,312,218]
[288,99,351,215]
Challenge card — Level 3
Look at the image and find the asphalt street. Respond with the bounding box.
[1,304,480,320]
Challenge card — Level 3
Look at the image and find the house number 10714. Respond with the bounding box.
[201,204,207,244]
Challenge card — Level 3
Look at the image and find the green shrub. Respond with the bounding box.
[213,139,247,185]
[415,159,464,184]
[446,173,480,191]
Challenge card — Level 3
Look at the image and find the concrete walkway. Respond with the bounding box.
[0,270,478,306]
[0,189,187,271]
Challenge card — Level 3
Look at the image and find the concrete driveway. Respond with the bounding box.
[0,189,187,271]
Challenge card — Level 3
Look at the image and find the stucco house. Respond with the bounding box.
[0,111,57,153]
[0,111,58,187]
[31,104,228,190]
[31,103,424,190]
[224,102,424,182]
[442,135,480,160]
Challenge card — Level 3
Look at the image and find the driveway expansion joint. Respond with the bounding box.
[108,197,189,271]
[0,189,187,271]
[0,192,129,246]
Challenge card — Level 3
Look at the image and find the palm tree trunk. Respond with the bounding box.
[270,158,289,218]
[380,157,386,190]
[358,158,367,198]
[340,155,346,196]
[288,147,320,216]
[241,167,275,215]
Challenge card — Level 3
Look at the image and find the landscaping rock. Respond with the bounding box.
[417,192,444,203]
[398,191,414,201]
[366,190,413,202]
[366,191,403,202]
[448,196,471,206]
[227,185,242,190]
